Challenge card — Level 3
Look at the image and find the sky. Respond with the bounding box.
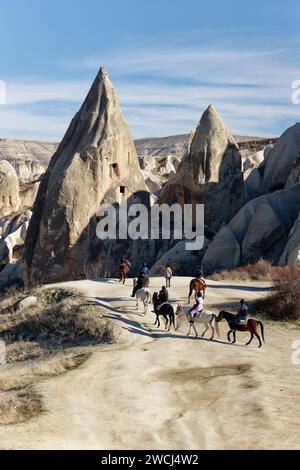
[0,0,300,141]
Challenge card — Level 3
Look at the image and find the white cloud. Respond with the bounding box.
[1,43,300,140]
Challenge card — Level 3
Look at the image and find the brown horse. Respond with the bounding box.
[217,310,265,348]
[119,263,129,284]
[188,278,206,303]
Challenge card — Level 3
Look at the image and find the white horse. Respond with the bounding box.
[175,305,219,340]
[135,288,151,314]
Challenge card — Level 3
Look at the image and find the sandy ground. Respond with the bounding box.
[0,276,299,450]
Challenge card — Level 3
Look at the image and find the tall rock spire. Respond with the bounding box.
[160,105,244,234]
[24,67,147,284]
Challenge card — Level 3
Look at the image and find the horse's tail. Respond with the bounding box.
[170,307,175,329]
[258,321,265,343]
[147,290,151,304]
[213,314,220,338]
[188,280,193,304]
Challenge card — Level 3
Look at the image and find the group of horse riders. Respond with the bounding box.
[120,257,250,331]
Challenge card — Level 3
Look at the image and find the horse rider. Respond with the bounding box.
[152,286,169,312]
[159,286,169,304]
[188,292,204,320]
[120,255,131,268]
[197,266,206,286]
[131,270,147,297]
[141,262,149,276]
[233,299,249,328]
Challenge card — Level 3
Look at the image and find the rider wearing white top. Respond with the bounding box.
[189,293,204,319]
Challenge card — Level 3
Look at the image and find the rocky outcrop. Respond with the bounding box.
[279,212,300,267]
[24,68,148,284]
[149,240,202,276]
[0,160,20,217]
[203,183,300,273]
[160,105,244,234]
[262,123,300,192]
[0,139,57,182]
[201,227,241,274]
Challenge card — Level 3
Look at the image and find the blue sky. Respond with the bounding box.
[0,0,300,141]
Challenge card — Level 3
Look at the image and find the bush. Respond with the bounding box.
[211,260,282,281]
[256,267,300,320]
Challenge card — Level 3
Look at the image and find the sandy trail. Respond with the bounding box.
[0,277,299,450]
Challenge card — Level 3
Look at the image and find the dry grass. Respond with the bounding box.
[255,267,300,321]
[211,260,285,281]
[0,287,116,425]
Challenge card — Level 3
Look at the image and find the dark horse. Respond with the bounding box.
[152,292,175,331]
[188,278,206,303]
[119,263,129,284]
[217,310,265,348]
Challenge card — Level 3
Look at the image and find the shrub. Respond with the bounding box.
[211,260,282,281]
[256,267,300,321]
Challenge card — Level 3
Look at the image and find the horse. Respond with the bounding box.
[119,263,129,284]
[152,292,175,331]
[175,305,219,340]
[217,310,265,348]
[135,288,151,314]
[188,278,206,303]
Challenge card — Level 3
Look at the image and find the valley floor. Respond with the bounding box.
[0,277,299,450]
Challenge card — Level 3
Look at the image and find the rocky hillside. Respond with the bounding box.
[0,134,277,183]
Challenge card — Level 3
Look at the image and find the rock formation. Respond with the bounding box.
[24,67,148,284]
[203,183,300,273]
[159,105,244,234]
[0,160,20,217]
[279,212,300,267]
[0,138,56,183]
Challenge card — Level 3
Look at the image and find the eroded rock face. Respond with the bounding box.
[203,183,300,273]
[24,68,147,284]
[160,105,244,234]
[262,123,300,192]
[279,212,300,267]
[0,160,20,217]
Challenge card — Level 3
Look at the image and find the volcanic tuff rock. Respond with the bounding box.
[159,105,244,234]
[24,67,147,284]
[202,183,300,273]
[0,139,57,182]
[0,160,20,217]
[279,212,300,267]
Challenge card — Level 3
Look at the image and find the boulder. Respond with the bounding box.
[202,226,241,274]
[262,123,300,192]
[279,212,300,267]
[24,68,147,284]
[241,204,287,264]
[149,240,201,276]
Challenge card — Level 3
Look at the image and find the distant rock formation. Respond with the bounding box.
[160,105,244,235]
[24,67,148,284]
[0,138,56,183]
[279,211,300,267]
[0,160,20,217]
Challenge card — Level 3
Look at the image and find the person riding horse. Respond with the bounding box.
[152,286,169,312]
[131,270,148,297]
[232,300,249,328]
[188,292,204,320]
[196,266,206,286]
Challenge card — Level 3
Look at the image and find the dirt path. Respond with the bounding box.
[0,277,299,450]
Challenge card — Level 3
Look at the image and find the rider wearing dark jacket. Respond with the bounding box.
[158,286,169,304]
[131,271,148,297]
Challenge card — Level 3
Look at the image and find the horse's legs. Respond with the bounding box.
[209,319,215,340]
[231,330,236,344]
[157,315,160,328]
[245,332,254,346]
[201,322,209,338]
[192,322,198,338]
[254,331,262,348]
[187,322,192,336]
[227,330,232,342]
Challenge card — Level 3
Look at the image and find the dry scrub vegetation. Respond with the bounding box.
[211,261,300,321]
[0,287,116,425]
